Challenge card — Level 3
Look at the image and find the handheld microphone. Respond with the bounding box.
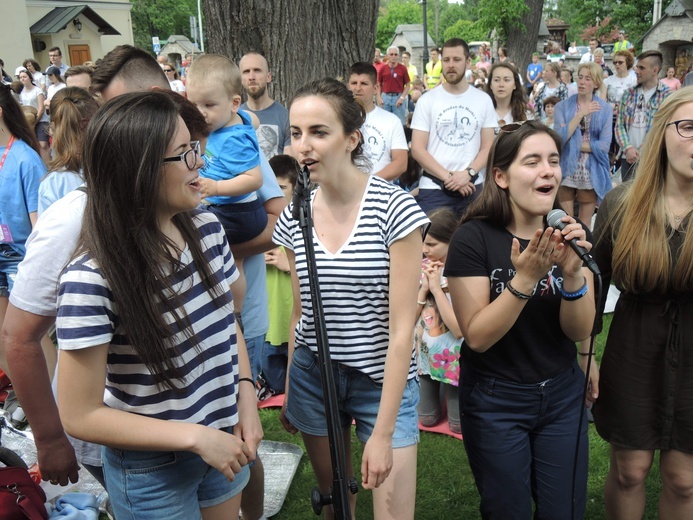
[546,209,601,275]
[292,165,310,221]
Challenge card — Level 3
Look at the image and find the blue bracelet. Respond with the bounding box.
[559,277,588,301]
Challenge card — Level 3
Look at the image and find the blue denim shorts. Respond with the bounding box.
[286,345,420,447]
[102,434,250,520]
[0,244,22,297]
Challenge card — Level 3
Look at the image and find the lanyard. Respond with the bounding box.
[0,135,15,173]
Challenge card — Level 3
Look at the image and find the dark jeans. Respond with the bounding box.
[460,363,588,520]
[415,185,482,218]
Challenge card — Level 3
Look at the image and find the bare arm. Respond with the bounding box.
[230,196,287,260]
[233,327,263,456]
[2,305,79,485]
[58,344,252,480]
[201,164,263,198]
[374,149,407,182]
[361,230,422,490]
[279,248,300,434]
[36,93,45,122]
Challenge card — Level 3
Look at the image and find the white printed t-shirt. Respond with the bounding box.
[361,106,408,176]
[410,85,496,189]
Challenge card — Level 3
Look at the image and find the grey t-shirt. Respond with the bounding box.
[239,101,290,159]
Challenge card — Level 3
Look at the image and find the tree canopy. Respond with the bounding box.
[130,0,200,54]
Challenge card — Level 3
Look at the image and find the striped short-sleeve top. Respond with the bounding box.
[273,175,429,383]
[56,211,241,429]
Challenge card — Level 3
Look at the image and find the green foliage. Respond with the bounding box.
[555,0,674,45]
[376,0,422,51]
[477,0,529,41]
[376,0,483,51]
[130,0,199,53]
[443,19,487,44]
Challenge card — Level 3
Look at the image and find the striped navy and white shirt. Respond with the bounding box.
[273,175,429,383]
[56,211,240,429]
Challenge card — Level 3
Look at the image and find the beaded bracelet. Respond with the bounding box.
[559,277,588,301]
[506,279,532,300]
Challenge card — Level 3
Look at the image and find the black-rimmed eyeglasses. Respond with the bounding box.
[164,141,202,170]
[666,120,693,139]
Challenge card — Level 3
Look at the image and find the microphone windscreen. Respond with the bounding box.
[547,209,568,229]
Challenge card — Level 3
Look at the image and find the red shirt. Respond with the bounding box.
[378,63,410,94]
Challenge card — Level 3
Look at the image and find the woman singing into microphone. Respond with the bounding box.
[445,120,596,519]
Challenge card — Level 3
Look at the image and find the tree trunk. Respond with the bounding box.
[505,0,544,79]
[203,0,379,106]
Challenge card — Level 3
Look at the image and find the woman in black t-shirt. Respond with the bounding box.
[445,120,596,519]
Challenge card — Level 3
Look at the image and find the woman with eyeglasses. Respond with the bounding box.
[592,87,693,520]
[164,63,186,94]
[555,62,612,227]
[54,91,261,519]
[445,120,595,519]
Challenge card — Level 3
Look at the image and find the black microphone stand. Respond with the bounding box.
[292,165,358,519]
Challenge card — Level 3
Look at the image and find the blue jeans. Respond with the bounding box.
[245,334,264,383]
[460,363,588,520]
[0,244,22,297]
[286,346,419,447]
[381,93,407,125]
[102,440,250,520]
[261,341,288,393]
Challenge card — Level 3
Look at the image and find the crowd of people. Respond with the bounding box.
[0,33,691,520]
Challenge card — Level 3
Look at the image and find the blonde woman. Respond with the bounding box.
[555,62,612,225]
[593,87,693,519]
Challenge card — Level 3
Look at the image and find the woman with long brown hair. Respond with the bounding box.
[593,87,693,519]
[39,87,98,213]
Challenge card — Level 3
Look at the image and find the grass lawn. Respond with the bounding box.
[260,315,664,519]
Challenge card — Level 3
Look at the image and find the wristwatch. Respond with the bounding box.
[466,167,478,180]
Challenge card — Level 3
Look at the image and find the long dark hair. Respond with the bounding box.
[463,120,562,227]
[0,84,40,154]
[486,63,531,123]
[80,91,231,389]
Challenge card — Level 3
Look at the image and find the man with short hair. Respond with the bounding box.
[156,54,168,69]
[613,30,634,53]
[89,45,169,101]
[580,39,599,64]
[615,50,670,181]
[46,47,69,75]
[64,65,93,90]
[411,38,496,216]
[348,62,408,182]
[424,47,442,89]
[402,51,418,80]
[377,46,411,125]
[239,52,291,159]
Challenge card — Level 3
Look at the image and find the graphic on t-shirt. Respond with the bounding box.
[361,122,386,166]
[414,298,461,385]
[435,105,480,147]
[257,124,280,159]
[490,264,561,297]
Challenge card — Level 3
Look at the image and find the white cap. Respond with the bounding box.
[15,66,27,76]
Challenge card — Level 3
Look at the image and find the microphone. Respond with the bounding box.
[546,209,601,275]
[292,165,310,221]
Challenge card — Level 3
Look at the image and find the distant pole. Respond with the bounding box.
[422,0,429,76]
[197,0,205,52]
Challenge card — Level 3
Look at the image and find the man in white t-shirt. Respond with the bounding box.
[411,38,496,216]
[348,62,408,182]
[580,39,599,64]
[615,50,670,181]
